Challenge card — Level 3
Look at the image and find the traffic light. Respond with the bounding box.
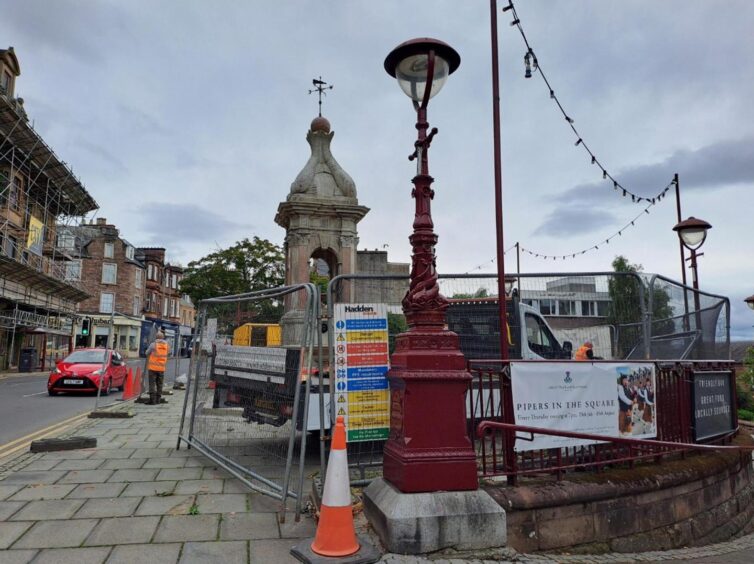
[81,318,91,337]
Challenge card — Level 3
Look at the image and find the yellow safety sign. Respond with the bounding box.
[348,414,390,429]
[337,395,346,403]
[346,403,388,415]
[336,333,345,341]
[347,390,389,404]
[337,407,346,416]
[346,330,388,342]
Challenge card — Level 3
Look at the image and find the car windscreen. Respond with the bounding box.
[64,351,107,364]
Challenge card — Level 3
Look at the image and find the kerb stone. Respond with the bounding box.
[362,478,506,555]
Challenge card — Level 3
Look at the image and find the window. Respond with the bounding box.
[104,242,114,259]
[125,245,134,260]
[171,274,177,289]
[525,313,560,359]
[133,296,140,316]
[102,263,117,284]
[8,175,21,211]
[99,292,114,313]
[597,301,609,317]
[558,300,576,316]
[57,232,76,250]
[147,264,153,279]
[65,260,82,281]
[539,299,555,316]
[162,298,168,317]
[135,268,142,289]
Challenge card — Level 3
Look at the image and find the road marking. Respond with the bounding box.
[0,411,92,461]
[22,391,47,397]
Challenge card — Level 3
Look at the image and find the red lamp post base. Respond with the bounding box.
[383,328,478,493]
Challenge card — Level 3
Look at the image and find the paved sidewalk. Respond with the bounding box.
[1,392,753,563]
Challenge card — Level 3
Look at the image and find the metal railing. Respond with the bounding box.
[470,360,738,483]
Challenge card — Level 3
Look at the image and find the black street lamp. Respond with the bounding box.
[673,216,711,328]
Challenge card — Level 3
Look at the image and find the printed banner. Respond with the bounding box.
[511,362,656,451]
[333,303,390,442]
[26,216,44,256]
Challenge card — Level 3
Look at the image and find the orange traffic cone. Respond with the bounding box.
[122,368,134,399]
[290,416,380,563]
[311,416,359,556]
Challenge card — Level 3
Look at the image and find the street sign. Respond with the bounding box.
[333,303,390,442]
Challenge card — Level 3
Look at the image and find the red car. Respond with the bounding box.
[47,348,128,396]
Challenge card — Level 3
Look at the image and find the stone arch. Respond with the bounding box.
[309,247,339,280]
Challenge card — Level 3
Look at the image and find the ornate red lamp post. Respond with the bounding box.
[382,38,477,492]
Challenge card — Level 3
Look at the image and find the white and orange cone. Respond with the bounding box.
[311,415,359,557]
[291,416,380,564]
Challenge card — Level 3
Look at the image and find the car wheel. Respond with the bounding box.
[48,389,58,396]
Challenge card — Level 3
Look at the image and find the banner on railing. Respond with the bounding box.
[333,303,390,442]
[511,362,657,451]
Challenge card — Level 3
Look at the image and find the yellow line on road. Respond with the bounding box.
[0,411,92,460]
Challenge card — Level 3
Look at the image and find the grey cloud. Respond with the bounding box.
[136,203,253,246]
[533,206,617,237]
[554,137,754,203]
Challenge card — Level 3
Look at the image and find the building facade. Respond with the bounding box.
[0,47,98,371]
[136,247,190,356]
[60,218,145,357]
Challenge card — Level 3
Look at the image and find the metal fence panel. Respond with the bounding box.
[178,283,322,520]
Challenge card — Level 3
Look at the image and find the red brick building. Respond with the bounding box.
[61,218,145,356]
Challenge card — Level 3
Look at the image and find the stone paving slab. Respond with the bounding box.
[75,497,142,519]
[107,468,159,482]
[107,542,182,564]
[53,458,106,471]
[13,518,99,549]
[248,538,301,564]
[174,479,224,495]
[8,484,76,501]
[121,480,176,497]
[19,459,60,472]
[0,548,38,563]
[0,521,33,549]
[32,546,113,564]
[220,512,279,540]
[155,467,202,481]
[153,514,220,543]
[84,515,161,546]
[100,458,146,470]
[0,471,67,485]
[142,457,186,469]
[67,482,127,499]
[0,500,25,520]
[0,485,22,500]
[10,498,85,521]
[135,494,195,516]
[179,540,248,564]
[89,449,136,459]
[59,469,114,484]
[194,493,248,514]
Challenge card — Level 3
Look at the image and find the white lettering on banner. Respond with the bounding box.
[511,362,657,451]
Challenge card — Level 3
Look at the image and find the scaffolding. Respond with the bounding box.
[0,85,99,370]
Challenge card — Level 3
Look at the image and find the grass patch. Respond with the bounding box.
[188,503,200,515]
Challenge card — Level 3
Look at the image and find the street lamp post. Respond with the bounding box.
[746,295,754,312]
[673,217,712,331]
[381,38,477,492]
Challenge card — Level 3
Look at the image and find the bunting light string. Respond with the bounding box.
[502,1,672,206]
[519,180,674,261]
[463,243,517,274]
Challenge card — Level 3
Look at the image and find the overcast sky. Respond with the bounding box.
[2,1,753,339]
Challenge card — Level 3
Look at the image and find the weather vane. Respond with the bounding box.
[308,76,333,117]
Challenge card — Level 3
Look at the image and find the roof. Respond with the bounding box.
[0,95,98,216]
[730,341,754,363]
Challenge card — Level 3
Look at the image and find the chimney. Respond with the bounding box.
[96,218,107,226]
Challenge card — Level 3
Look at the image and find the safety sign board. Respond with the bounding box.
[333,303,391,442]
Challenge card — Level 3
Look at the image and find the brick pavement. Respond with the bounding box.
[1,391,753,563]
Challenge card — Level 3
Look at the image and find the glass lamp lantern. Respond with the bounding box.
[745,295,754,311]
[384,38,460,106]
[673,217,712,251]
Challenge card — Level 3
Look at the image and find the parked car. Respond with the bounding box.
[47,348,128,396]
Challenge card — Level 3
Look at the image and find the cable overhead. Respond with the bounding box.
[502,0,672,206]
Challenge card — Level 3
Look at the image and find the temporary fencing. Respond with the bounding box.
[326,271,732,485]
[177,283,324,520]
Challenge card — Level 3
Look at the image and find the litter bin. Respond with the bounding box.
[19,347,37,372]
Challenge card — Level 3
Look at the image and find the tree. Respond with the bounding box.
[608,255,677,357]
[180,237,285,305]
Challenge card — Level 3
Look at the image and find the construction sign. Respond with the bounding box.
[333,303,390,442]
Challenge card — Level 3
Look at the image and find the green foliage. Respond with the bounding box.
[387,313,408,355]
[607,255,677,357]
[738,409,754,422]
[179,237,285,305]
[188,503,199,515]
[309,271,329,297]
[742,346,754,389]
[450,288,490,299]
[737,379,754,411]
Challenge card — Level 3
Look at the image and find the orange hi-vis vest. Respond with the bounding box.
[147,341,169,372]
[574,344,591,361]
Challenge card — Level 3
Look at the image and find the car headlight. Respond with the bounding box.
[92,369,104,376]
[53,367,61,374]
